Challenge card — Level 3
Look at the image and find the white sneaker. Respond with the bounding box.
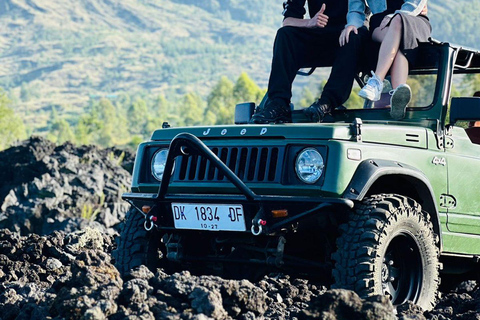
[390,84,412,120]
[358,71,384,101]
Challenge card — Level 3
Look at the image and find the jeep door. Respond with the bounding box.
[445,126,480,236]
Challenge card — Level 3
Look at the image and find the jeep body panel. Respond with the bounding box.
[444,126,480,237]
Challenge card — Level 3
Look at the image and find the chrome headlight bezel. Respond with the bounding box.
[295,148,325,184]
[151,148,170,182]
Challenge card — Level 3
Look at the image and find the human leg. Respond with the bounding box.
[252,27,305,124]
[389,51,411,119]
[390,51,409,88]
[374,15,403,81]
[267,27,306,104]
[304,27,367,122]
[253,27,338,123]
[359,15,404,101]
[322,27,368,107]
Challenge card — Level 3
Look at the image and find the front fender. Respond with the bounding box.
[343,159,443,251]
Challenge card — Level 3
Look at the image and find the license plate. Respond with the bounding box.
[171,203,246,231]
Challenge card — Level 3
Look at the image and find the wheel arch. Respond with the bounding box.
[343,159,443,251]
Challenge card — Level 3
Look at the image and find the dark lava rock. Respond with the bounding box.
[0,227,117,320]
[300,289,396,320]
[0,137,132,236]
[1,226,480,319]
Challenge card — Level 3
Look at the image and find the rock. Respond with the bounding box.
[0,137,132,236]
[65,227,108,252]
[189,286,227,319]
[300,289,396,320]
[1,225,480,319]
[45,258,63,271]
[455,280,477,294]
[397,301,427,320]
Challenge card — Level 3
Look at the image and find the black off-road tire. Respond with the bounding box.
[114,207,165,276]
[332,194,440,310]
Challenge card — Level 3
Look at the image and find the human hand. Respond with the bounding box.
[420,4,428,15]
[307,4,328,28]
[339,25,358,46]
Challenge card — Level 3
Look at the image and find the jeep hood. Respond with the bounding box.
[151,123,428,148]
[151,123,353,141]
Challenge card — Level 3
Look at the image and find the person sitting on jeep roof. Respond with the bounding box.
[341,0,431,120]
[250,0,368,124]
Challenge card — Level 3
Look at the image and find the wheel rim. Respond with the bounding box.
[381,232,423,305]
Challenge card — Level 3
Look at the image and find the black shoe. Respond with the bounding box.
[390,84,411,120]
[250,99,292,124]
[303,100,331,123]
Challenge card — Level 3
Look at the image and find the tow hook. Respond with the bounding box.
[144,215,157,231]
[251,219,267,236]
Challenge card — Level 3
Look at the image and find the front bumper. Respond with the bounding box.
[123,133,354,235]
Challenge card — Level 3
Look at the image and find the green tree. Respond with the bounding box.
[0,91,27,150]
[154,94,169,120]
[48,118,75,144]
[147,94,171,130]
[75,98,130,147]
[233,72,264,105]
[298,88,315,109]
[127,98,149,136]
[205,76,235,124]
[93,98,117,146]
[75,110,103,145]
[178,92,204,126]
[460,74,480,96]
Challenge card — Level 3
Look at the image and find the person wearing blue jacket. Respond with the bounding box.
[250,0,368,124]
[340,0,430,119]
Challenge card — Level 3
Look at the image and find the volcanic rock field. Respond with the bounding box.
[0,137,479,320]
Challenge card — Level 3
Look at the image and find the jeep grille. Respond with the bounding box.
[173,147,285,183]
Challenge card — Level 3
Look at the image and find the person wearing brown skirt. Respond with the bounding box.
[340,0,431,119]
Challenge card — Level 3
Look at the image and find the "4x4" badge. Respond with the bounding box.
[432,156,446,166]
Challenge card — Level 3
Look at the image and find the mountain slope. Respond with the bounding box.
[0,0,278,128]
[0,0,478,132]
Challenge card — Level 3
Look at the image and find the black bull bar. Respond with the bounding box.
[122,133,354,235]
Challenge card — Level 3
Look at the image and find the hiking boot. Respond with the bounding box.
[303,100,331,123]
[358,71,383,101]
[390,84,412,120]
[250,99,291,124]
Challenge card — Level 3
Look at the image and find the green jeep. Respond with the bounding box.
[115,40,480,310]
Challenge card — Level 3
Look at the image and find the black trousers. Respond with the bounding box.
[267,25,368,108]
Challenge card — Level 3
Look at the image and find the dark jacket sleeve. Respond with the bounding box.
[283,0,307,19]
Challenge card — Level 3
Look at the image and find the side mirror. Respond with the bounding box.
[449,97,480,125]
[235,102,255,124]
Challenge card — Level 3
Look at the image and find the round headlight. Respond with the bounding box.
[295,148,324,184]
[151,149,170,181]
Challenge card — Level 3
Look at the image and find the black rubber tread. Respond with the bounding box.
[332,194,440,310]
[113,207,163,276]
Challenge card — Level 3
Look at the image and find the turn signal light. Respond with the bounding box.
[142,205,151,213]
[271,209,288,218]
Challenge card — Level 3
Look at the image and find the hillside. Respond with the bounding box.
[0,0,279,130]
[0,0,479,133]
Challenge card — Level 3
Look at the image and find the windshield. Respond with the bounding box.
[342,73,437,110]
[292,43,441,113]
